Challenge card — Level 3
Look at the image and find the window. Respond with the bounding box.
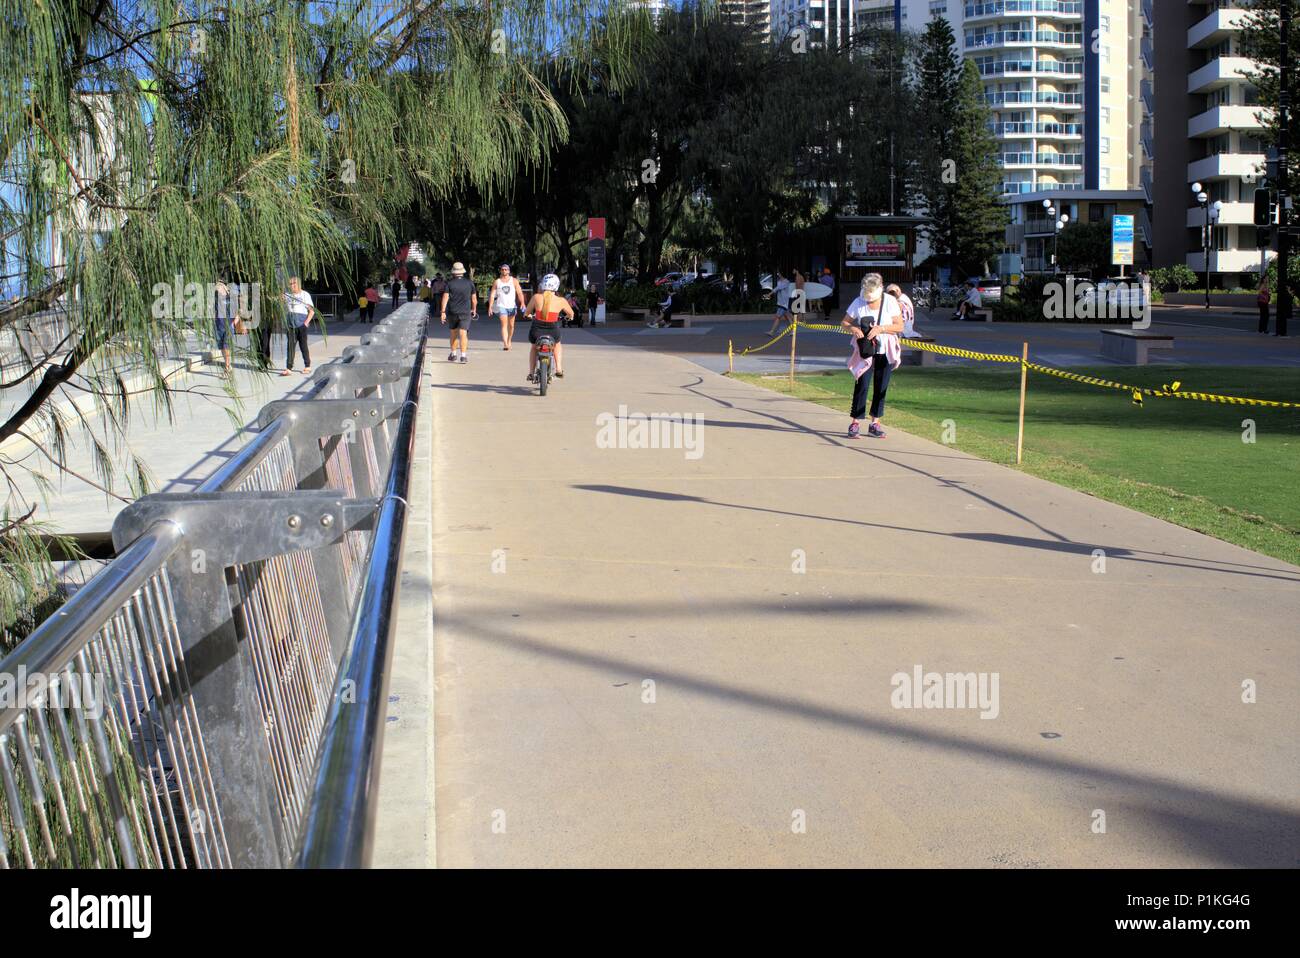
[1101,106,1111,123]
[1101,137,1110,154]
[1100,76,1110,93]
[1101,168,1111,185]
[1100,15,1110,32]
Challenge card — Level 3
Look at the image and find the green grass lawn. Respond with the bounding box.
[735,365,1300,565]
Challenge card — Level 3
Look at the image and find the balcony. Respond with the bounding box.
[965,2,1082,22]
[1141,166,1154,204]
[1187,152,1265,182]
[1187,248,1269,274]
[1036,121,1083,138]
[1024,217,1059,236]
[1188,8,1248,48]
[984,90,1084,109]
[1187,56,1254,93]
[1002,152,1083,167]
[1185,201,1254,227]
[1188,104,1268,137]
[980,58,1083,77]
[1141,78,1154,114]
[1142,0,1153,27]
[1141,35,1154,71]
[989,121,1082,138]
[966,30,1036,49]
[1139,207,1153,248]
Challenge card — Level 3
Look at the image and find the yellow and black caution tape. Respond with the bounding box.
[782,319,1300,409]
[738,322,794,355]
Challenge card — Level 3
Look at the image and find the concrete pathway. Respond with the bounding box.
[376,325,1299,868]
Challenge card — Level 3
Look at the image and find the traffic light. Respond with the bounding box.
[1253,188,1276,226]
[1257,227,1273,249]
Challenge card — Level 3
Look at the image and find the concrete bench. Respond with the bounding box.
[1100,328,1174,365]
[972,307,993,322]
[901,336,938,367]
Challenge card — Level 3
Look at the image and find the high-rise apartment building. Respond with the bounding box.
[1152,0,1273,286]
[763,1,1151,274]
[720,0,773,37]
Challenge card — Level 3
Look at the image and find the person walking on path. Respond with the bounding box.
[282,276,315,376]
[390,277,401,310]
[766,270,792,335]
[440,261,477,363]
[213,278,235,374]
[364,283,379,322]
[843,272,904,439]
[490,264,525,349]
[1258,277,1271,334]
[405,276,416,303]
[586,283,599,326]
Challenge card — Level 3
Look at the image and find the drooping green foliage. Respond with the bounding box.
[1240,0,1299,183]
[0,0,645,630]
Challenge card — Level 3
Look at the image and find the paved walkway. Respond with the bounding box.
[375,324,1299,868]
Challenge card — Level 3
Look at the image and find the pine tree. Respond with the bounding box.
[948,59,1008,274]
[1240,0,1299,183]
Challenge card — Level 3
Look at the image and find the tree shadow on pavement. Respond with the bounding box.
[573,483,1300,584]
[442,614,1300,868]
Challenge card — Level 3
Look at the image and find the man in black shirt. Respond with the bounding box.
[439,261,478,363]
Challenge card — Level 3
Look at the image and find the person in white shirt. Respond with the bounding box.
[886,283,916,338]
[490,264,525,350]
[766,271,792,335]
[954,280,982,320]
[282,277,315,376]
[842,272,905,439]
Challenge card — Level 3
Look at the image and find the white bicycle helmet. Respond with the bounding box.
[539,273,560,292]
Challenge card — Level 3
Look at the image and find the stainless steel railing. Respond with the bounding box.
[0,302,428,868]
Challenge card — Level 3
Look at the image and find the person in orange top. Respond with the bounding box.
[523,273,573,382]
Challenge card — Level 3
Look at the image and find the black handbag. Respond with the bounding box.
[857,297,885,358]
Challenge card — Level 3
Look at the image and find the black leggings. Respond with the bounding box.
[851,358,892,420]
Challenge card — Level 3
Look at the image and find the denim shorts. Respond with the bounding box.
[215,317,230,350]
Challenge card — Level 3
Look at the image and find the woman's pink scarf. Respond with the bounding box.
[847,332,901,380]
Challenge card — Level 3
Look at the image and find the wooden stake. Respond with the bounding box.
[789,320,798,386]
[1016,341,1028,464]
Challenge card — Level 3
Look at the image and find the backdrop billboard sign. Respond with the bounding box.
[1111,214,1135,266]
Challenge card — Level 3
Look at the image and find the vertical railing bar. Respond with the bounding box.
[157,568,230,867]
[140,576,209,869]
[0,733,36,867]
[29,707,80,868]
[122,599,181,868]
[129,590,196,869]
[75,648,138,868]
[105,617,170,869]
[14,716,58,861]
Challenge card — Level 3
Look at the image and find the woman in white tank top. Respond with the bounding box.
[492,264,522,350]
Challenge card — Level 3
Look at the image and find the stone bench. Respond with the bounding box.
[972,307,993,322]
[901,336,938,367]
[1100,328,1174,365]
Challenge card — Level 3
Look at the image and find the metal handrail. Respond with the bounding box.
[0,522,183,737]
[295,332,425,868]
[1,303,429,869]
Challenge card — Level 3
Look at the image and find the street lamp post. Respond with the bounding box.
[1042,198,1069,273]
[1193,182,1211,308]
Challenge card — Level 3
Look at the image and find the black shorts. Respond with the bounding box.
[446,313,472,330]
[529,322,562,344]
